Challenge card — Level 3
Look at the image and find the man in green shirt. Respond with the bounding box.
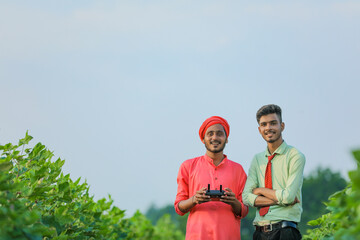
[243,104,305,240]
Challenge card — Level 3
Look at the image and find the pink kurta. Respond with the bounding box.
[175,154,248,240]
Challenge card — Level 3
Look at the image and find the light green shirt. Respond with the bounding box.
[243,141,306,226]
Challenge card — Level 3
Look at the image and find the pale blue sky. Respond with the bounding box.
[1,1,359,216]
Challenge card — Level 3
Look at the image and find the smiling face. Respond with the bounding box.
[258,113,284,145]
[203,124,228,154]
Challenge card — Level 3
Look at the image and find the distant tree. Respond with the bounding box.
[145,203,188,234]
[240,207,256,240]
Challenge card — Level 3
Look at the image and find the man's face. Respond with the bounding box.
[258,113,284,144]
[203,124,228,153]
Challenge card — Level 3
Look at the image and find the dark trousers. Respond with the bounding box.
[253,227,302,240]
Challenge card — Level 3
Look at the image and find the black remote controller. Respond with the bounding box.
[205,184,225,198]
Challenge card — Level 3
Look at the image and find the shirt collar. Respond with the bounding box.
[265,140,287,157]
[204,154,228,167]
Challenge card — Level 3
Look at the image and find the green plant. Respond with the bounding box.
[0,132,184,239]
[304,150,360,240]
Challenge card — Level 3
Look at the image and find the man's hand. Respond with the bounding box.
[289,197,300,206]
[252,187,278,207]
[252,187,278,202]
[193,187,211,204]
[220,188,242,216]
[178,187,210,213]
[252,188,262,196]
[220,188,239,206]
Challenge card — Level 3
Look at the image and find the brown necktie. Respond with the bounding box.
[259,153,276,216]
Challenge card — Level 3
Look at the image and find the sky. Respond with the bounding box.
[1,1,360,216]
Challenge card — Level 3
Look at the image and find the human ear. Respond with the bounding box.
[281,122,285,132]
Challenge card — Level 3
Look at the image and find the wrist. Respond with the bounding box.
[192,195,197,205]
[178,202,187,213]
[232,200,242,216]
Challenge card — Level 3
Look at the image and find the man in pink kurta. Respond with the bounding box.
[174,116,248,240]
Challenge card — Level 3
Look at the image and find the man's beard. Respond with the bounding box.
[265,132,282,143]
[205,140,226,153]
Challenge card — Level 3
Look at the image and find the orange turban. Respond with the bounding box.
[199,116,230,141]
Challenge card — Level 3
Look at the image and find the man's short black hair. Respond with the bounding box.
[256,104,282,123]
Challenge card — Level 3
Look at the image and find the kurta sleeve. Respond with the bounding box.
[174,161,190,216]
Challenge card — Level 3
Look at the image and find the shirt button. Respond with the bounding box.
[215,177,218,180]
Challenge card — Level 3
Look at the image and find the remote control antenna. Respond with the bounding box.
[220,185,222,192]
[208,184,210,191]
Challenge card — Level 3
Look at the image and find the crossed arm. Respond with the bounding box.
[252,188,278,207]
[252,187,299,207]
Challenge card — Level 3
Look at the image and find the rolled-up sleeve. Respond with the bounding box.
[243,157,260,207]
[275,151,306,205]
[174,162,189,216]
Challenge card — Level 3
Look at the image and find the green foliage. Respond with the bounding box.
[145,204,188,234]
[240,207,256,240]
[0,132,184,239]
[300,168,347,234]
[304,150,360,240]
[153,214,184,240]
